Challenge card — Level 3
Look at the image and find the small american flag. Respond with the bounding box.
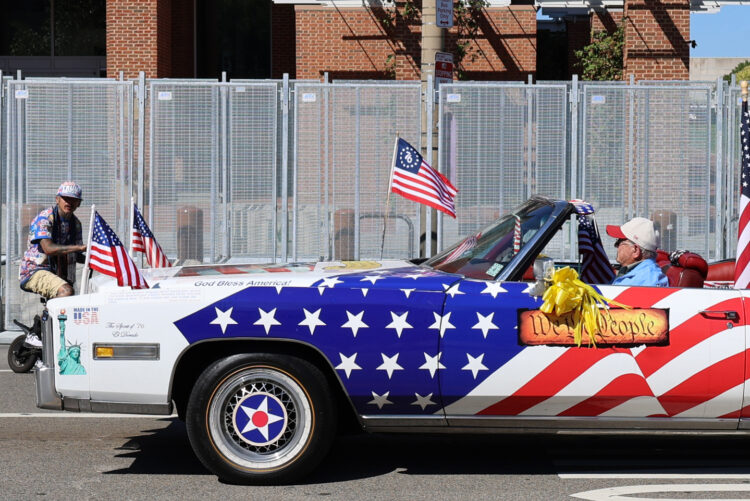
[132,203,171,268]
[578,214,615,284]
[89,212,148,289]
[390,138,457,218]
[441,232,481,264]
[734,98,750,289]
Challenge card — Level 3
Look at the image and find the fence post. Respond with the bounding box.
[137,72,145,213]
[569,75,579,261]
[221,75,229,261]
[715,78,724,260]
[627,75,635,220]
[425,74,434,258]
[281,73,289,262]
[354,87,361,261]
[527,74,534,199]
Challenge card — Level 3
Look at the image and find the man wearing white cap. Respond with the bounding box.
[19,182,88,349]
[605,217,668,287]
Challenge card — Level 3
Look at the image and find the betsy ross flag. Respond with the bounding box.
[578,214,615,284]
[734,97,750,288]
[132,203,171,268]
[390,138,457,218]
[89,212,148,289]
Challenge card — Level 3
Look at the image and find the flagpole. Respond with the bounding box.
[80,204,96,295]
[129,197,135,258]
[380,134,400,260]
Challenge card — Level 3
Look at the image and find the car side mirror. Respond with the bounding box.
[528,257,554,296]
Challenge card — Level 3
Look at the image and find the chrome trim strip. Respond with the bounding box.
[446,415,737,430]
[62,398,172,415]
[35,314,62,410]
[360,415,738,432]
[360,415,447,428]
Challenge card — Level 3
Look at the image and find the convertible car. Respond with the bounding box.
[35,196,750,484]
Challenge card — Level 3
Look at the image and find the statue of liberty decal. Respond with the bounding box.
[57,309,86,375]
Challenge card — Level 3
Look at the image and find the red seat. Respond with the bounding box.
[656,250,707,288]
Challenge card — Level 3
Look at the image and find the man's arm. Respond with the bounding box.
[39,239,86,256]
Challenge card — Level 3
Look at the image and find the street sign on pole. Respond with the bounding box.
[435,52,454,86]
[436,0,453,28]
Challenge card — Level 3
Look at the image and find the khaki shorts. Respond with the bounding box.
[24,271,68,299]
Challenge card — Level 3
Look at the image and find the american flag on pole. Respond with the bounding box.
[734,97,750,289]
[132,203,171,268]
[578,214,615,284]
[89,212,149,289]
[390,138,457,218]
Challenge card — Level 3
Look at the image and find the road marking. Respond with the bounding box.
[561,472,750,479]
[571,483,750,501]
[0,413,177,418]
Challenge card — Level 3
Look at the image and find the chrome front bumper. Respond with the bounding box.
[35,312,62,410]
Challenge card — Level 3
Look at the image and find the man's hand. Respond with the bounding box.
[40,240,87,256]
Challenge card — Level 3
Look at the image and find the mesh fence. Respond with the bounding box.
[4,79,132,328]
[438,83,570,257]
[580,84,715,261]
[0,76,746,329]
[293,82,423,261]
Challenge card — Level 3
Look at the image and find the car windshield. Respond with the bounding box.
[424,198,556,279]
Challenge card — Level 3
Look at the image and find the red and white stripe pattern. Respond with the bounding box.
[512,215,521,254]
[89,211,148,289]
[734,99,750,288]
[390,138,457,218]
[444,286,749,419]
[132,203,171,268]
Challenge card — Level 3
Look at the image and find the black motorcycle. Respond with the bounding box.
[7,314,43,374]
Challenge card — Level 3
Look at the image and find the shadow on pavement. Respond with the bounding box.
[104,422,750,483]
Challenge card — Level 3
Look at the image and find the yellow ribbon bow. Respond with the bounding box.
[539,266,629,347]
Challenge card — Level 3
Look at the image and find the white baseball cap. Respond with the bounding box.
[606,217,659,252]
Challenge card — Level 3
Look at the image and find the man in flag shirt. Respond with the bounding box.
[132,204,171,268]
[390,138,457,218]
[734,87,750,289]
[89,212,148,289]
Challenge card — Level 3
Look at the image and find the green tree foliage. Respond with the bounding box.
[574,23,624,81]
[722,60,750,84]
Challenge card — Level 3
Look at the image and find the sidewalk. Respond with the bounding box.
[0,331,21,344]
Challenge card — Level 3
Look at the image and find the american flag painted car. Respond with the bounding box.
[35,197,750,484]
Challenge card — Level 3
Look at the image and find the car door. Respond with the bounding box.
[438,280,746,429]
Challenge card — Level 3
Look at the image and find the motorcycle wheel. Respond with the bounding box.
[7,334,38,373]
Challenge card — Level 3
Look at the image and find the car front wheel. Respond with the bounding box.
[186,353,337,484]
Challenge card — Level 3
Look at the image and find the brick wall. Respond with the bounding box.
[624,0,690,81]
[106,0,192,78]
[289,3,536,81]
[591,9,620,33]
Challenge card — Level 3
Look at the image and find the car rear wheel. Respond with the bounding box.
[186,353,336,484]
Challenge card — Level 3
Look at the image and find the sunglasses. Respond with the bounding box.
[615,238,635,249]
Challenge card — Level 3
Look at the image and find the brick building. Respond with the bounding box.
[0,0,696,81]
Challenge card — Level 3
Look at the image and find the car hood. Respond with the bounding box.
[89,259,463,293]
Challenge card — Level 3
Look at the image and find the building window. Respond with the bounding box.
[0,0,105,57]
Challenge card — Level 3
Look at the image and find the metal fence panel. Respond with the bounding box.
[438,83,570,258]
[148,81,223,264]
[4,79,132,329]
[293,82,423,261]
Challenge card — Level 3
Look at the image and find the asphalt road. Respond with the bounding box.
[3,345,750,501]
